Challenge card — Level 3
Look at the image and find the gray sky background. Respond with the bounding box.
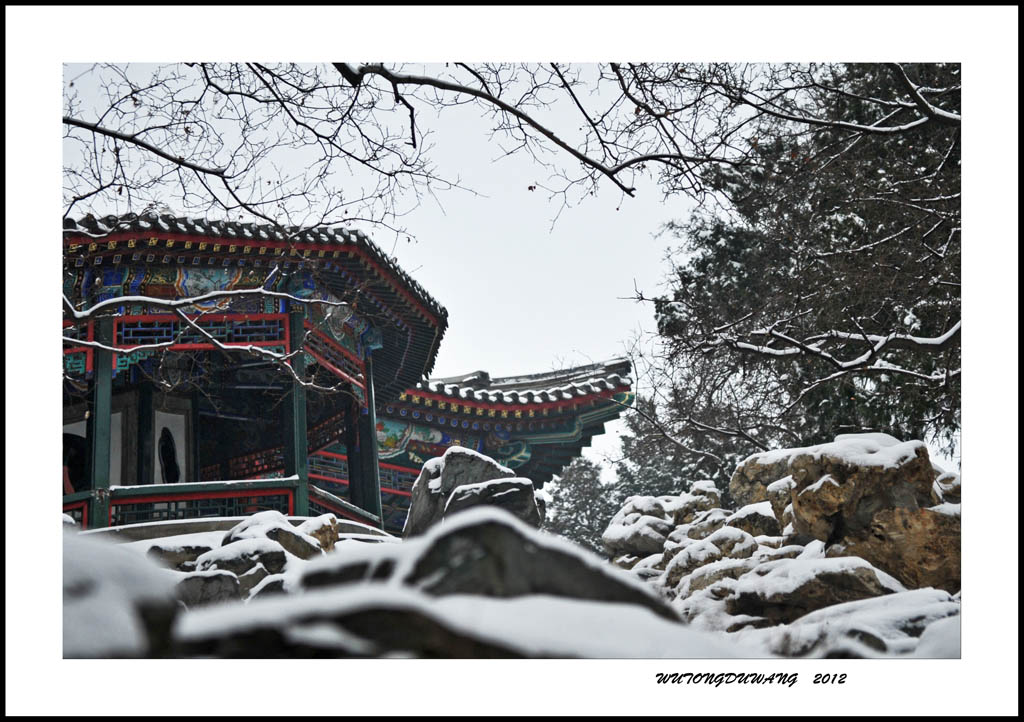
[5,5,1018,717]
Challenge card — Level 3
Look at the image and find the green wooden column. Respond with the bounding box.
[86,317,113,528]
[356,355,383,524]
[282,308,309,516]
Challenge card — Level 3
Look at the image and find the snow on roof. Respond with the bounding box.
[414,357,632,401]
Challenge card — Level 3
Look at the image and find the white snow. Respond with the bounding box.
[766,476,796,494]
[176,585,759,658]
[797,474,840,496]
[732,556,905,598]
[64,532,176,657]
[911,614,961,658]
[740,433,927,471]
[443,477,533,513]
[727,501,775,520]
[195,537,291,569]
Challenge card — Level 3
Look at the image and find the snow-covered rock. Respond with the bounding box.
[723,501,781,537]
[173,585,757,658]
[444,476,542,528]
[403,446,516,538]
[222,509,324,560]
[196,537,289,577]
[297,514,340,553]
[145,542,214,571]
[64,532,179,657]
[826,507,961,593]
[176,569,242,608]
[602,499,675,555]
[302,507,680,623]
[599,432,961,656]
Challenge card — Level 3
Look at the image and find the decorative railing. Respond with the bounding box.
[62,490,92,528]
[62,475,385,530]
[309,484,381,527]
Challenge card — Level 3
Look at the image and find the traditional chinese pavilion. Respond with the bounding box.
[62,213,632,534]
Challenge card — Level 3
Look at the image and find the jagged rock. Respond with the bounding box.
[755,544,806,562]
[933,471,961,505]
[729,455,792,508]
[444,477,542,528]
[248,574,287,600]
[731,434,935,536]
[662,539,723,589]
[631,553,667,581]
[677,557,760,600]
[265,526,322,560]
[63,533,178,658]
[725,556,905,624]
[685,508,730,540]
[765,477,796,528]
[662,527,757,592]
[196,537,288,577]
[300,546,400,590]
[786,437,935,543]
[404,447,516,538]
[145,543,213,571]
[238,564,270,598]
[762,587,961,657]
[303,507,680,622]
[176,570,242,608]
[671,484,720,524]
[704,526,758,559]
[222,510,324,560]
[534,490,548,526]
[408,511,679,621]
[724,502,781,538]
[611,554,641,570]
[828,508,961,593]
[602,496,676,555]
[297,514,339,553]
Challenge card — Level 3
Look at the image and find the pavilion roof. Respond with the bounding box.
[412,357,632,405]
[63,212,448,399]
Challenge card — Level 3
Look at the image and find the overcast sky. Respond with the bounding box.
[372,84,692,470]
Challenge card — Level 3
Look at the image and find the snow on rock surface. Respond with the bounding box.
[444,476,542,528]
[175,586,756,658]
[404,446,516,538]
[64,532,179,657]
[600,432,961,657]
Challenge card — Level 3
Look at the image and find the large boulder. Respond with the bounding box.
[829,508,961,593]
[730,433,934,527]
[297,514,340,553]
[173,585,752,658]
[63,533,179,658]
[222,510,324,560]
[725,556,906,624]
[145,543,214,571]
[176,570,242,608]
[302,507,680,623]
[403,447,516,538]
[196,537,288,577]
[723,502,781,538]
[602,496,676,555]
[444,477,542,528]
